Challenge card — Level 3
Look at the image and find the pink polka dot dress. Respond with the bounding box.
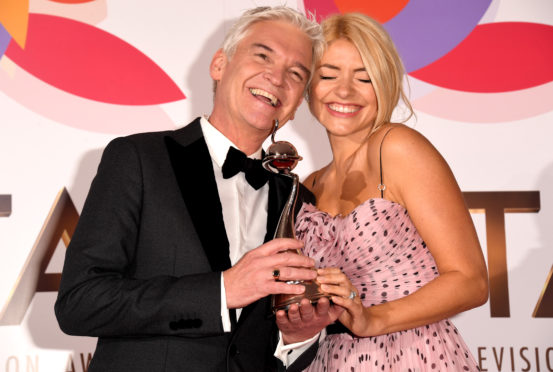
[296,198,480,372]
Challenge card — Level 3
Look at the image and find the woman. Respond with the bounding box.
[297,13,489,371]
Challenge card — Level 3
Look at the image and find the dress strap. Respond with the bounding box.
[378,127,395,198]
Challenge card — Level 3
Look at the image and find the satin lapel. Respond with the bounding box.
[164,119,231,272]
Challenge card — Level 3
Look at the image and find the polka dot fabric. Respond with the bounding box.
[296,199,479,371]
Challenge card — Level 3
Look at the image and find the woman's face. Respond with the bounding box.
[309,39,378,139]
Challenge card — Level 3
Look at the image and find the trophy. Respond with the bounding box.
[263,119,328,312]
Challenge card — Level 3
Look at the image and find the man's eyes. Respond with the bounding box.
[253,53,306,83]
[290,70,305,82]
[255,53,269,61]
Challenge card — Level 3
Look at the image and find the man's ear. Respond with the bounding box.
[210,49,227,81]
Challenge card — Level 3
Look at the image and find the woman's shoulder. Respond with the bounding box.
[374,122,429,144]
[372,123,452,205]
[373,123,440,163]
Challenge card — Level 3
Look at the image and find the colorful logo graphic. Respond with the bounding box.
[0,0,185,133]
[303,0,553,122]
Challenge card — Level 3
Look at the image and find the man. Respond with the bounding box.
[55,6,337,372]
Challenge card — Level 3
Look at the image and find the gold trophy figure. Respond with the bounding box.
[263,120,327,312]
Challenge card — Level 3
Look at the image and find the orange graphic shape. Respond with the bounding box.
[335,0,409,23]
[0,0,29,48]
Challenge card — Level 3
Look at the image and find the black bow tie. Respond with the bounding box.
[222,147,270,190]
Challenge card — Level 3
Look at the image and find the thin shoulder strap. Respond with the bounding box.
[378,127,395,198]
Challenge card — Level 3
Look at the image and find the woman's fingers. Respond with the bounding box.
[317,267,356,299]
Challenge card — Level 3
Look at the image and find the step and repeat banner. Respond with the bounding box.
[1,0,552,371]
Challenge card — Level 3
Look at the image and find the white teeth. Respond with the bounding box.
[250,88,278,107]
[328,103,360,113]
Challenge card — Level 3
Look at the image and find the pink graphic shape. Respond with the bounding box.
[0,62,177,134]
[409,22,553,92]
[413,80,553,123]
[303,0,339,22]
[5,13,185,105]
[48,0,96,3]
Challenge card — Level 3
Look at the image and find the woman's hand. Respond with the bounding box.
[317,267,372,337]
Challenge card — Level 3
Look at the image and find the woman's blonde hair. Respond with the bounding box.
[319,13,414,133]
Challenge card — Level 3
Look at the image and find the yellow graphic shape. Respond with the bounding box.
[0,0,30,48]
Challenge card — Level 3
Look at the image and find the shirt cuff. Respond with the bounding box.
[220,273,231,332]
[274,330,324,367]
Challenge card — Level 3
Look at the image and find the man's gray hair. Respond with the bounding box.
[223,6,323,64]
[213,6,324,93]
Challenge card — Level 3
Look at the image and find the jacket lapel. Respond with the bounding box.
[166,120,306,330]
[164,119,231,272]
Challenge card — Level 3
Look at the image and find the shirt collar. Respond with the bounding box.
[200,116,263,168]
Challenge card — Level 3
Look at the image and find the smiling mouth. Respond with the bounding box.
[250,88,279,107]
[328,103,361,113]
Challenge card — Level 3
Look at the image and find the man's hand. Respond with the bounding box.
[276,297,344,344]
[223,239,317,309]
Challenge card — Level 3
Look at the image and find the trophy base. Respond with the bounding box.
[272,280,329,313]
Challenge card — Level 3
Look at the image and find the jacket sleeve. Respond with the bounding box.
[55,136,224,338]
[286,341,319,372]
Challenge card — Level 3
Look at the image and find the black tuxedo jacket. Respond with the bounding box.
[55,118,316,372]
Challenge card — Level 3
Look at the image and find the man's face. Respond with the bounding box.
[210,20,312,145]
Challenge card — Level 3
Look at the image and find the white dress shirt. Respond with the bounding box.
[200,117,319,366]
[200,117,268,326]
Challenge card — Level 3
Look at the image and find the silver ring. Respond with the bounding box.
[272,269,280,281]
[348,290,356,300]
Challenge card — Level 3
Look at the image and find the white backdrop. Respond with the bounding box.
[1,0,552,371]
